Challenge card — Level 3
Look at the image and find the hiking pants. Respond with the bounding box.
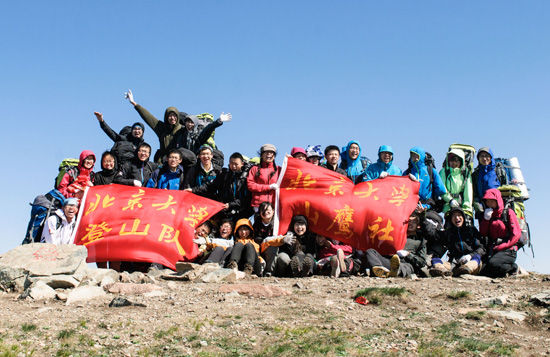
[365,249,414,277]
[262,246,279,275]
[230,242,258,267]
[205,246,232,266]
[483,249,517,278]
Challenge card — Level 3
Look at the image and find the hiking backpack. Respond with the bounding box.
[498,185,532,256]
[22,189,65,245]
[494,157,529,200]
[54,158,80,189]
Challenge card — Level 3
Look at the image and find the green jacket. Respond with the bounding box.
[439,149,473,215]
[134,105,182,163]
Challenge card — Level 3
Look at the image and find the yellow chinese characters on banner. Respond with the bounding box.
[367,217,394,243]
[326,204,355,239]
[286,169,317,190]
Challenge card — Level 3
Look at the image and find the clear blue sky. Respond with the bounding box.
[1,1,547,272]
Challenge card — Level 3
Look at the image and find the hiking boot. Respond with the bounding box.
[243,263,254,276]
[330,256,341,278]
[302,256,315,277]
[227,261,238,270]
[453,260,479,276]
[389,254,400,277]
[429,263,451,277]
[372,266,390,278]
[290,256,302,277]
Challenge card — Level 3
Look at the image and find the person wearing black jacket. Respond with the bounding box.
[189,152,252,220]
[94,151,118,186]
[94,111,145,165]
[113,143,157,187]
[184,146,221,191]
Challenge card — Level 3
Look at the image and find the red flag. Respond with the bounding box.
[73,184,225,270]
[276,157,419,254]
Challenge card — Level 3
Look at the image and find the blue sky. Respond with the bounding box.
[1,1,547,272]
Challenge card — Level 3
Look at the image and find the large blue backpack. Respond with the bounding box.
[22,189,65,245]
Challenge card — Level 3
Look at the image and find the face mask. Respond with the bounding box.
[484,208,494,220]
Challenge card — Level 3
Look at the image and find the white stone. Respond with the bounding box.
[66,286,107,305]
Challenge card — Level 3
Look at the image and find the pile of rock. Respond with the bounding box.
[0,243,246,305]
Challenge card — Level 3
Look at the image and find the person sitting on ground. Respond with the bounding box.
[403,146,446,212]
[41,198,79,245]
[261,215,317,278]
[472,147,503,218]
[94,111,145,165]
[194,219,235,266]
[94,151,118,186]
[189,152,252,221]
[227,219,263,276]
[125,89,184,164]
[290,147,307,161]
[305,145,323,166]
[340,140,369,184]
[321,145,347,175]
[316,236,356,278]
[365,211,428,278]
[146,149,185,190]
[429,207,485,277]
[480,188,521,278]
[247,144,280,210]
[184,145,220,192]
[439,149,474,222]
[114,143,158,187]
[57,150,96,199]
[363,145,402,181]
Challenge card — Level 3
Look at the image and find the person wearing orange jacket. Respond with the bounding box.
[227,219,262,276]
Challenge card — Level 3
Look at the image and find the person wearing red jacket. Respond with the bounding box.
[479,188,521,277]
[57,150,95,199]
[246,144,281,210]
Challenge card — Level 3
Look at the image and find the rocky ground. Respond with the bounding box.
[0,244,549,356]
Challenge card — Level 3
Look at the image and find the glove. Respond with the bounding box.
[379,172,388,179]
[283,233,295,245]
[124,89,134,102]
[133,180,142,187]
[396,250,409,258]
[269,183,279,190]
[473,201,484,213]
[449,199,460,209]
[219,112,232,122]
[484,208,493,220]
[193,238,206,245]
[408,173,418,182]
[458,255,471,265]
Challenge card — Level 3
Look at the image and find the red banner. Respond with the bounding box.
[277,158,420,254]
[73,184,225,270]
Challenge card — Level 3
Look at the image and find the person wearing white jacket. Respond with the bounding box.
[41,198,79,245]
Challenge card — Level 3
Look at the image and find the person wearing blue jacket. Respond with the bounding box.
[146,149,185,190]
[340,140,370,184]
[363,145,402,181]
[403,146,446,210]
[472,147,502,214]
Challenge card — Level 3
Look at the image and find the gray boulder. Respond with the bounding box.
[0,243,87,277]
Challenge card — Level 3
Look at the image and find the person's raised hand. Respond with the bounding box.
[125,89,136,106]
[219,112,232,122]
[94,112,104,123]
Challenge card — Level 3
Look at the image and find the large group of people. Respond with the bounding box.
[42,90,526,279]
